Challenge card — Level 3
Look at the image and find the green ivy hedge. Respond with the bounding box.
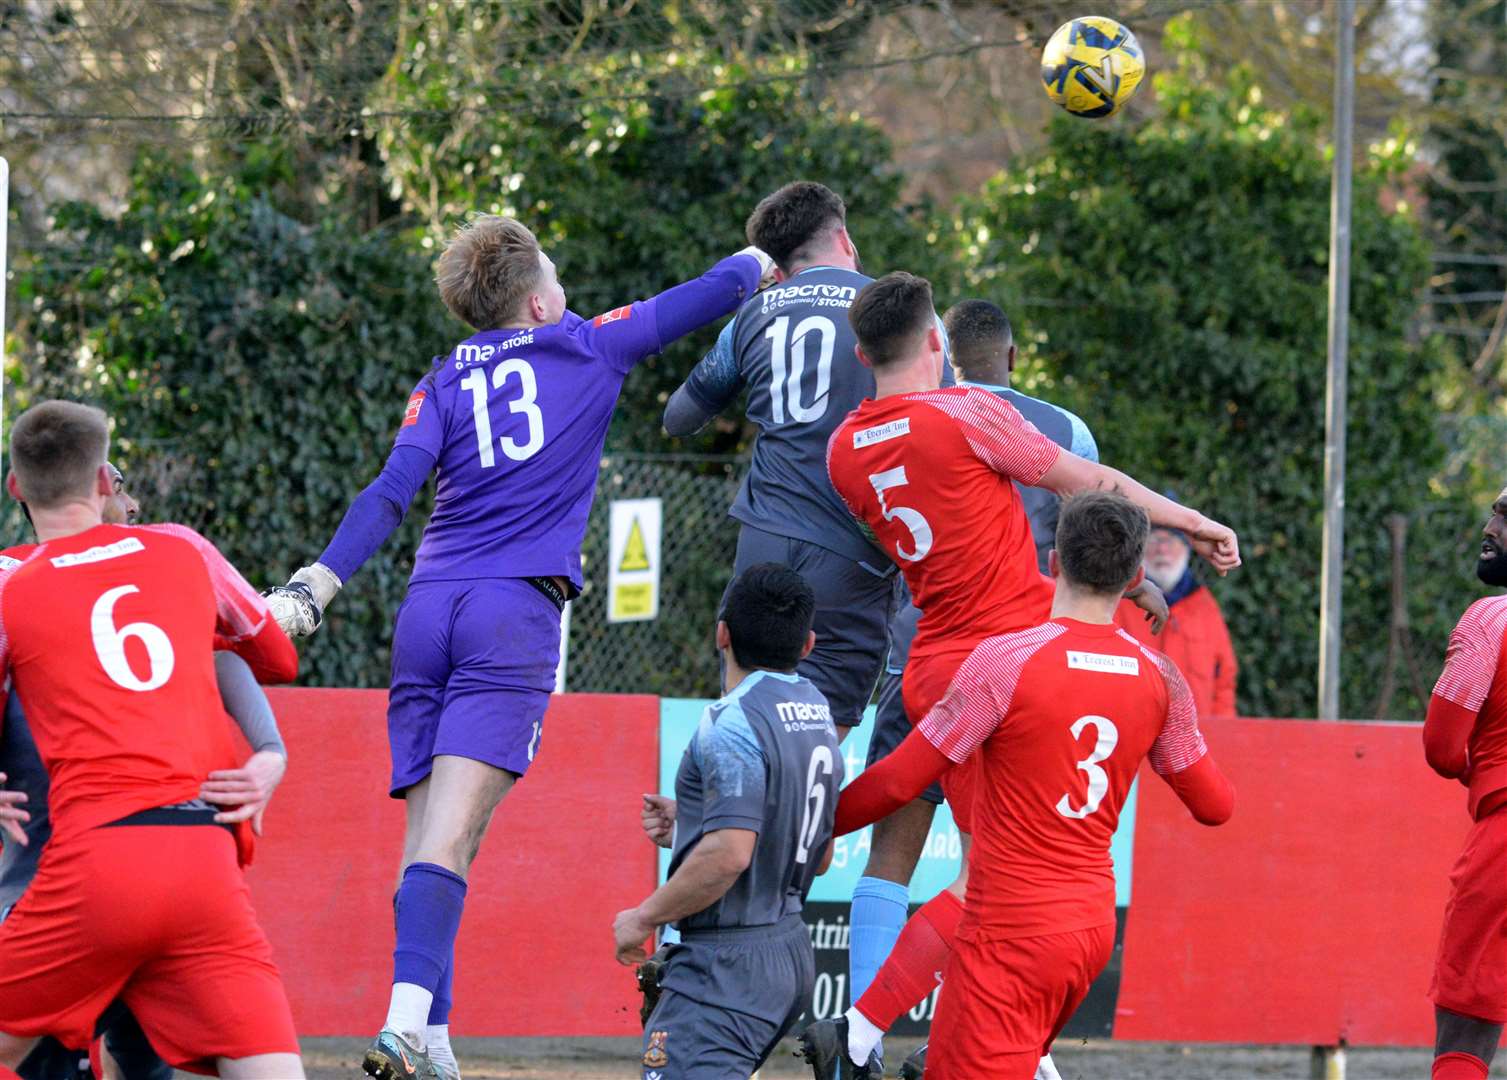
[10,159,456,687]
[948,70,1477,720]
[6,63,1479,719]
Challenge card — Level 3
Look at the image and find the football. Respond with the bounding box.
[1040,16,1146,119]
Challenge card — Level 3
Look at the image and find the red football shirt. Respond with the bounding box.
[0,523,294,848]
[826,386,1061,664]
[1427,595,1507,817]
[917,618,1209,938]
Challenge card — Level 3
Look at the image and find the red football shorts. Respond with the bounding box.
[926,923,1116,1080]
[1433,806,1507,1022]
[0,824,297,1071]
[905,644,983,834]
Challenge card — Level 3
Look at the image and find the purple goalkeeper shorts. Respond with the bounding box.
[386,578,562,796]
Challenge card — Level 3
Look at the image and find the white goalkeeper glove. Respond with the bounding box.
[263,563,342,638]
[735,245,779,290]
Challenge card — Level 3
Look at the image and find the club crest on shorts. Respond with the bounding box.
[642,1029,669,1068]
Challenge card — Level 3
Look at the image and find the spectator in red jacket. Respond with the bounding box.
[1116,524,1238,717]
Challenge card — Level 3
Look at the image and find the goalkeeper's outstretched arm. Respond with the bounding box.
[265,443,433,637]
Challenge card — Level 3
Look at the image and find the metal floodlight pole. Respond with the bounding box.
[1319,3,1356,724]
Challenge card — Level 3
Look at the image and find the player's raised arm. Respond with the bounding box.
[1144,651,1235,826]
[265,381,439,638]
[577,246,773,376]
[147,523,300,684]
[663,317,745,436]
[1037,450,1241,574]
[926,384,1239,575]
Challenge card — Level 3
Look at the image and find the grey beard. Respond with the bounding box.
[1146,563,1187,593]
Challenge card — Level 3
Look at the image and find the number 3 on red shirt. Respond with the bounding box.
[1057,714,1119,820]
[91,585,176,692]
[867,467,934,562]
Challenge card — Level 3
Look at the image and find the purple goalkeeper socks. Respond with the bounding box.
[428,949,454,1025]
[393,862,468,992]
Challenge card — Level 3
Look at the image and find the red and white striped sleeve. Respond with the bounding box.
[1132,634,1210,775]
[0,549,43,688]
[918,623,1067,762]
[139,523,271,641]
[914,388,1061,484]
[1433,596,1507,714]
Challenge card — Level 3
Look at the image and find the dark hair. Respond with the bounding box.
[720,563,816,672]
[942,299,1013,380]
[434,214,544,330]
[745,182,847,272]
[1055,491,1151,595]
[849,272,935,369]
[9,400,109,510]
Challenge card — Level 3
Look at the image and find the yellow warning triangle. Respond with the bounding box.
[619,516,651,572]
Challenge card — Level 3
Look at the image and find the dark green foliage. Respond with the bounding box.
[5,48,1479,716]
[374,22,939,454]
[9,157,458,687]
[950,69,1474,719]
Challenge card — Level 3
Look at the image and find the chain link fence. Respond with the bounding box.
[566,452,746,698]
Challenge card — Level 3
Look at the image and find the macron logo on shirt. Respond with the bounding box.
[776,699,833,732]
[454,331,535,368]
[51,536,145,568]
[852,418,910,449]
[1066,651,1140,676]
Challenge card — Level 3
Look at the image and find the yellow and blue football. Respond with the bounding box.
[1041,16,1146,119]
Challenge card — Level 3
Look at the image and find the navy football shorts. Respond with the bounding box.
[727,525,895,730]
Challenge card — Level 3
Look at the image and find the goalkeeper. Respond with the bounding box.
[266,213,772,1080]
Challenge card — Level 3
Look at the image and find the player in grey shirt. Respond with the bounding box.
[665,182,953,740]
[613,563,843,1079]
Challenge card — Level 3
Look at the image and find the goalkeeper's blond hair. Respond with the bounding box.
[435,215,543,330]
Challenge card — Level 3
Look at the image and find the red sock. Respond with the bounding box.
[854,889,964,1029]
[1435,1051,1490,1080]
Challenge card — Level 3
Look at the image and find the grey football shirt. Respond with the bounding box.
[0,694,50,916]
[682,267,884,564]
[669,670,843,932]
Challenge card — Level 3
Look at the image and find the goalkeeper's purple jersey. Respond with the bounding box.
[394,280,750,590]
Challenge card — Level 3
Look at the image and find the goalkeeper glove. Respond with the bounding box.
[735,245,779,290]
[263,563,342,638]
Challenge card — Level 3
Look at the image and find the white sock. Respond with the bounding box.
[843,1007,885,1066]
[1035,1053,1062,1080]
[426,1025,458,1073]
[383,982,434,1041]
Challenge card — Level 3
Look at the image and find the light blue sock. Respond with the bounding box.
[848,875,909,1005]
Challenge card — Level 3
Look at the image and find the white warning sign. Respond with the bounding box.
[608,498,662,623]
